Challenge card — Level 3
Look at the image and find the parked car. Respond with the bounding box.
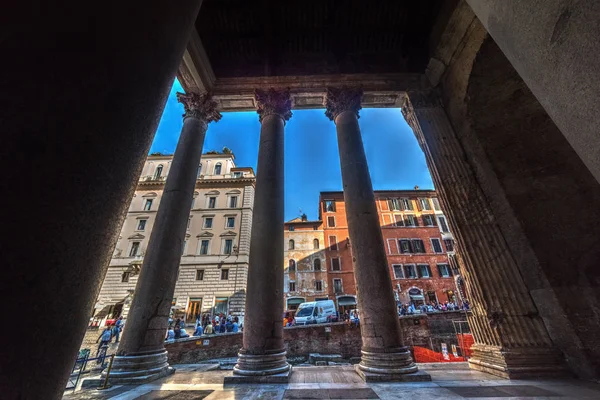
[294,300,336,325]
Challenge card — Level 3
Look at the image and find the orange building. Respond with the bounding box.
[320,190,460,312]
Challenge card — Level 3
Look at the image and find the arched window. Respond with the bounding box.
[289,259,296,272]
[214,163,222,175]
[154,164,163,179]
[313,258,321,271]
[313,238,319,249]
[288,239,295,250]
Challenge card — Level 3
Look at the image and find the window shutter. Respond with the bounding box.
[448,265,453,277]
[432,216,437,226]
[422,216,428,226]
[413,217,419,227]
[427,265,433,277]
[415,199,422,211]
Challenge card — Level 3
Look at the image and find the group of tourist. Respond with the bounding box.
[342,310,360,327]
[95,316,124,355]
[398,300,470,316]
[165,313,240,341]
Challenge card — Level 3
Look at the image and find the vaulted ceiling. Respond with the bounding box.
[196,0,443,78]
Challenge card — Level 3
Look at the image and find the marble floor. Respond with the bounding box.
[64,363,600,400]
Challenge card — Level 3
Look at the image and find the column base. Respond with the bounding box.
[355,348,430,382]
[103,350,174,385]
[468,344,570,379]
[231,350,291,377]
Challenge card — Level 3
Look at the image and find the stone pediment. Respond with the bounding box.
[197,231,214,238]
[128,233,145,240]
[220,230,237,237]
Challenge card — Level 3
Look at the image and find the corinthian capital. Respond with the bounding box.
[176,92,222,123]
[324,87,363,121]
[254,89,293,123]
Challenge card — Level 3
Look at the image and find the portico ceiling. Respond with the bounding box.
[178,0,444,111]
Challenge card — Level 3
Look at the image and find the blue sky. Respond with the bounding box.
[151,79,433,221]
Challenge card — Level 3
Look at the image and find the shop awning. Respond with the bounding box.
[287,298,305,306]
[337,296,357,306]
[410,294,425,300]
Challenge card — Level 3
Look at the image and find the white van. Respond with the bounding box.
[294,300,336,325]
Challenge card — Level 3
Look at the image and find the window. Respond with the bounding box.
[431,238,443,253]
[191,197,196,209]
[411,239,426,253]
[199,240,209,255]
[418,198,431,210]
[214,297,228,315]
[418,264,432,278]
[203,217,213,229]
[404,264,417,279]
[182,240,187,255]
[137,219,147,231]
[154,165,163,179]
[394,214,404,227]
[438,264,452,278]
[197,164,202,178]
[233,171,242,178]
[223,239,233,255]
[327,216,336,227]
[313,239,320,249]
[129,242,140,257]
[288,239,295,250]
[329,236,338,250]
[208,197,216,209]
[324,200,336,212]
[121,272,130,282]
[422,214,436,226]
[331,258,341,271]
[288,225,295,231]
[221,269,229,280]
[214,163,222,175]
[289,259,296,272]
[196,269,204,280]
[228,196,238,208]
[313,258,321,271]
[405,214,418,227]
[401,198,413,211]
[432,198,441,211]
[387,238,399,254]
[187,217,192,230]
[399,239,412,254]
[388,198,401,211]
[226,216,235,228]
[315,280,323,291]
[289,281,296,292]
[438,216,450,233]
[444,239,455,252]
[393,265,404,279]
[333,279,343,293]
[143,199,153,211]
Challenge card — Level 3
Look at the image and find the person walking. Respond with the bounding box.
[96,327,112,355]
[114,316,124,342]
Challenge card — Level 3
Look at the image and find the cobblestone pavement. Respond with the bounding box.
[64,363,600,399]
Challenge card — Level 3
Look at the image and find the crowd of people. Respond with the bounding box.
[165,313,240,341]
[399,300,470,316]
[95,316,124,355]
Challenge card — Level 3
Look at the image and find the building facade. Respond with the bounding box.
[283,216,327,311]
[94,153,255,324]
[320,190,459,312]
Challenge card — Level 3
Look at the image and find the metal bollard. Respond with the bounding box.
[98,354,115,390]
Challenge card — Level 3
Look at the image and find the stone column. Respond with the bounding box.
[0,2,201,399]
[324,88,426,382]
[402,90,566,378]
[230,89,292,382]
[465,0,600,183]
[111,93,221,383]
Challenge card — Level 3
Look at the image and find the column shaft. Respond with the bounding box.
[112,93,220,382]
[325,88,420,381]
[402,92,566,378]
[233,89,291,378]
[0,2,200,399]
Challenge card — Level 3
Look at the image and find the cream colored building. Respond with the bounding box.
[94,153,255,323]
[283,216,328,311]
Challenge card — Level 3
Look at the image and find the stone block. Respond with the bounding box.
[223,368,292,384]
[354,365,431,382]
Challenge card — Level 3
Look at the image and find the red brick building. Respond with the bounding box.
[320,190,460,312]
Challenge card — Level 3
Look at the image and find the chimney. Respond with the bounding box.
[414,185,420,190]
[301,213,308,222]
